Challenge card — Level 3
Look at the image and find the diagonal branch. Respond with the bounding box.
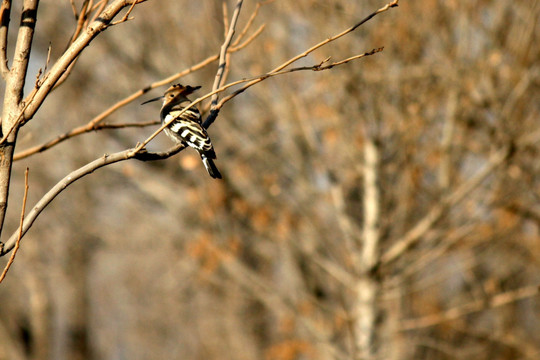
[14,55,216,160]
[14,19,267,161]
[1,143,182,256]
[400,285,539,330]
[13,120,159,160]
[212,0,243,104]
[203,47,384,128]
[203,0,398,128]
[21,0,148,124]
[205,0,243,127]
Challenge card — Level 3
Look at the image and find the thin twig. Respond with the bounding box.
[210,0,243,108]
[203,47,384,128]
[119,0,137,23]
[67,0,90,49]
[68,0,78,18]
[89,0,108,23]
[0,87,39,145]
[203,0,399,128]
[229,23,265,52]
[14,120,159,160]
[43,42,52,78]
[272,0,398,74]
[14,54,219,160]
[20,0,149,126]
[231,0,269,47]
[0,168,29,284]
[400,285,539,330]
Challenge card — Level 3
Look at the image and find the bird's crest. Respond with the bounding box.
[165,84,201,96]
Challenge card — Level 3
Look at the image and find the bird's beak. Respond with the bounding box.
[185,85,202,94]
[141,96,163,105]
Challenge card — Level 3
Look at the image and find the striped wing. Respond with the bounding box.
[163,114,215,153]
[166,105,202,124]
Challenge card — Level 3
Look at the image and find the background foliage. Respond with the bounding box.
[0,1,539,359]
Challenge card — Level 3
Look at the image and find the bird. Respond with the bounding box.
[142,84,222,179]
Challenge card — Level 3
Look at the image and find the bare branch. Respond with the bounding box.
[66,0,90,49]
[210,0,243,108]
[1,142,184,255]
[221,1,229,38]
[21,0,148,123]
[270,0,398,74]
[14,53,220,160]
[68,0,78,18]
[400,285,540,330]
[230,0,268,48]
[118,0,137,23]
[14,23,267,160]
[228,23,265,52]
[203,47,383,128]
[0,0,39,239]
[0,167,28,284]
[0,0,11,78]
[202,0,399,128]
[13,120,159,160]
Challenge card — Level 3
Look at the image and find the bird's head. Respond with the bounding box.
[141,84,202,106]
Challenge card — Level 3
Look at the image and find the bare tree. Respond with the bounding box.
[1,1,539,360]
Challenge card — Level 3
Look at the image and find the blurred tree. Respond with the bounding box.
[0,1,539,360]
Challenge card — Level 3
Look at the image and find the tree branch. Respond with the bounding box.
[0,0,11,78]
[0,167,28,284]
[14,120,159,160]
[0,143,187,256]
[203,0,399,128]
[204,0,243,127]
[0,0,39,247]
[14,21,268,161]
[21,0,148,123]
[400,285,539,330]
[212,0,242,107]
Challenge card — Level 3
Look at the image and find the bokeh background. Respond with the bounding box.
[1,1,539,359]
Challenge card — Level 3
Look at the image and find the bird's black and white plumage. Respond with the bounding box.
[142,84,222,179]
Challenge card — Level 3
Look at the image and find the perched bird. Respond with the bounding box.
[142,84,222,179]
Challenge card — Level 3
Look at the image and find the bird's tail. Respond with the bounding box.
[200,153,222,179]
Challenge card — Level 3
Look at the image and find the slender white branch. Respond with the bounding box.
[210,0,243,108]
